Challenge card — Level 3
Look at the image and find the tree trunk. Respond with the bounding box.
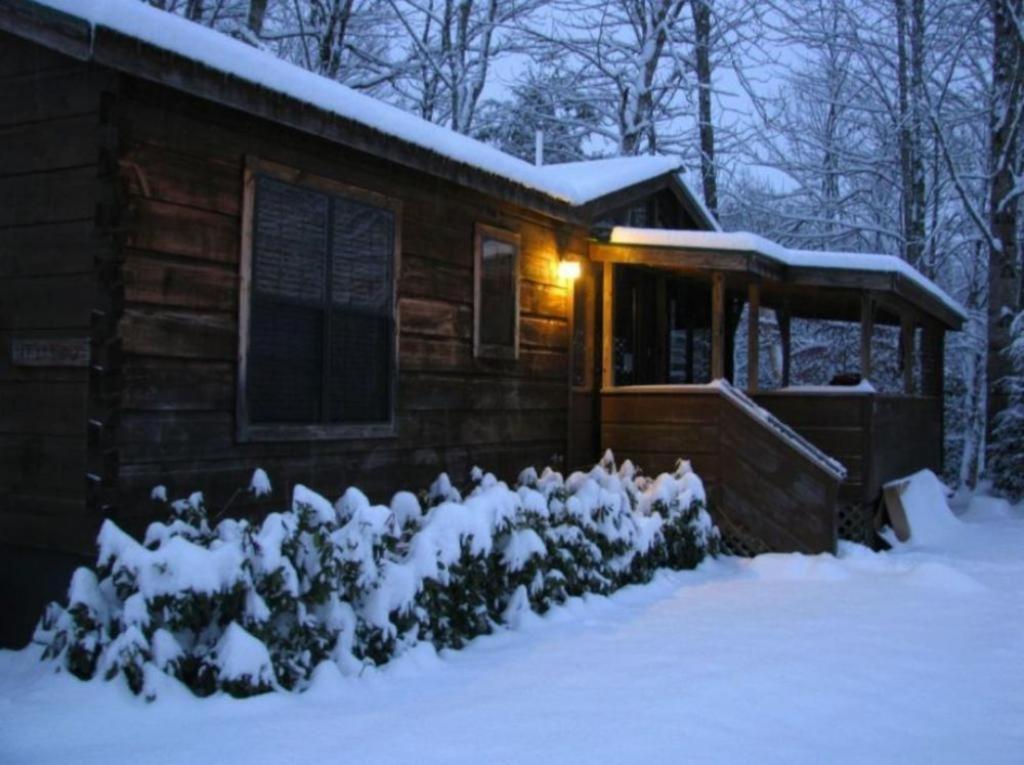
[248,0,269,35]
[910,0,927,269]
[185,0,205,22]
[692,0,717,215]
[987,0,1024,439]
[895,0,926,270]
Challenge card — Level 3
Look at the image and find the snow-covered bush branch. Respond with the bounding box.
[35,453,718,699]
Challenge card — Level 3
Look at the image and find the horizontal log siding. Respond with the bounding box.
[0,33,104,553]
[754,393,941,509]
[866,395,942,499]
[602,387,840,554]
[753,393,871,508]
[110,77,579,517]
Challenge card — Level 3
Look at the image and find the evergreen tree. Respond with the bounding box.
[989,310,1024,500]
[474,68,600,164]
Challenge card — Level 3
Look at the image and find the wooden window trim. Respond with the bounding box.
[237,156,401,443]
[473,222,521,360]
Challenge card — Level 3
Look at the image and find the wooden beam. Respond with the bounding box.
[900,314,915,394]
[588,242,785,280]
[921,321,946,467]
[602,262,615,389]
[711,272,725,380]
[860,294,875,381]
[685,282,695,383]
[778,300,791,388]
[747,282,760,392]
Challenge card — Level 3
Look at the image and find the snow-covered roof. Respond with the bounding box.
[26,0,704,213]
[534,156,683,206]
[609,227,966,322]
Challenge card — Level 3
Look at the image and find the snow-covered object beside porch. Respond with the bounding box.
[883,469,961,547]
[609,227,966,321]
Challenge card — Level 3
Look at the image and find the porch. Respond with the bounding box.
[570,229,963,554]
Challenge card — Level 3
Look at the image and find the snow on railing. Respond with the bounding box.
[714,380,848,481]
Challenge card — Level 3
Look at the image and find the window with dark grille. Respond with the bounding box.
[240,161,398,439]
[474,224,520,359]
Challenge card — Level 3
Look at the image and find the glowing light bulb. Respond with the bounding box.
[558,260,581,281]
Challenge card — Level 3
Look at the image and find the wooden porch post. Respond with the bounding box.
[711,272,725,380]
[655,274,667,383]
[747,282,760,392]
[921,321,945,397]
[602,262,615,389]
[778,300,791,388]
[921,319,946,467]
[900,314,916,394]
[860,294,875,381]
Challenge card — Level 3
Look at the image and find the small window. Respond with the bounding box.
[238,158,400,441]
[473,223,521,359]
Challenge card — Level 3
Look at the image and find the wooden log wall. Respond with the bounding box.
[601,387,840,554]
[866,395,942,496]
[754,392,942,511]
[107,76,580,520]
[718,394,838,553]
[600,388,722,491]
[753,392,871,511]
[0,33,107,553]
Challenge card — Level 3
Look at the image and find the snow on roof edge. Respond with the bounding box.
[29,0,685,210]
[609,227,966,322]
[676,176,722,232]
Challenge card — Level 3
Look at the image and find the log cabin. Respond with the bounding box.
[0,0,964,646]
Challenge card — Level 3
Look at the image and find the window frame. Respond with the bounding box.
[237,156,401,443]
[473,222,521,360]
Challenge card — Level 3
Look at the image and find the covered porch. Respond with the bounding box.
[571,229,964,554]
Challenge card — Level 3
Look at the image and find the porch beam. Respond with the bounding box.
[747,282,760,392]
[712,272,725,380]
[588,242,785,280]
[602,262,615,389]
[860,294,875,381]
[900,314,916,394]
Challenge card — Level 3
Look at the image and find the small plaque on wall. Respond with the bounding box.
[11,337,90,367]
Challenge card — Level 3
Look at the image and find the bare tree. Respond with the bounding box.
[523,0,691,155]
[692,0,718,212]
[383,0,543,134]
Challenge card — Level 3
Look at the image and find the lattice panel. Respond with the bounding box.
[716,514,772,558]
[837,502,876,546]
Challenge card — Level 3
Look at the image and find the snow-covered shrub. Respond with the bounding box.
[990,310,1024,501]
[36,457,718,699]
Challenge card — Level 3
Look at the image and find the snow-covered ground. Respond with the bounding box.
[1,495,1021,764]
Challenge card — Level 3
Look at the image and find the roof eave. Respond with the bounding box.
[91,26,592,223]
[0,0,91,60]
[581,172,718,232]
[590,240,964,331]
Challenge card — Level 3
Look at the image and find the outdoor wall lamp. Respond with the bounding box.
[558,259,581,281]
